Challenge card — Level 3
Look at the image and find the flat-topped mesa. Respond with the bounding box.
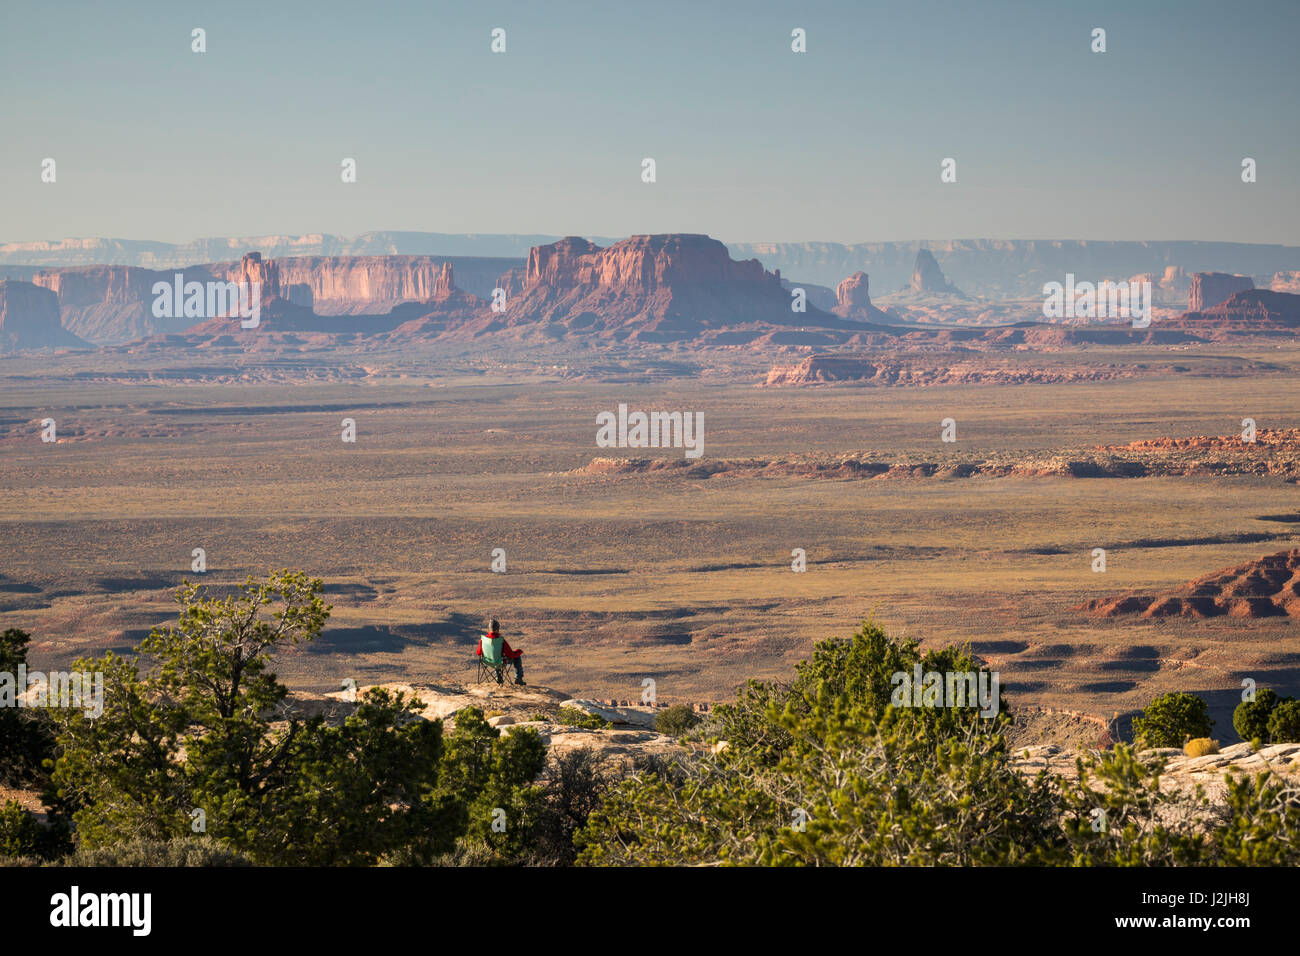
[525,234,775,292]
[270,257,457,312]
[481,233,810,343]
[0,279,86,352]
[1188,272,1254,312]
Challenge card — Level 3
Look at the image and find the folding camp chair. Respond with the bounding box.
[475,634,510,684]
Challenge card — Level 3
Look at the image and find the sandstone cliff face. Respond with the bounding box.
[1188,272,1254,311]
[460,234,844,344]
[267,257,457,314]
[1177,289,1300,333]
[32,265,225,342]
[0,280,86,352]
[32,255,479,343]
[831,271,894,323]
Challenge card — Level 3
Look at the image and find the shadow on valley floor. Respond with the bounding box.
[304,613,485,655]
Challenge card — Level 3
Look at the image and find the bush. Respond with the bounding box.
[556,706,611,730]
[0,800,69,862]
[528,748,620,866]
[1266,699,1300,743]
[1132,692,1213,748]
[1233,689,1280,743]
[654,704,701,737]
[60,837,254,867]
[1183,738,1219,757]
[0,629,57,788]
[49,572,461,865]
[0,801,46,860]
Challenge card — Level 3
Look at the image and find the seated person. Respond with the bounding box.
[476,618,525,685]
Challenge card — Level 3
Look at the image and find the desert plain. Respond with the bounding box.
[1,339,1296,744]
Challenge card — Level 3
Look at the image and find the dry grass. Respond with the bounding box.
[1,343,1297,740]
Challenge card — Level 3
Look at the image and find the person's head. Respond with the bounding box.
[489,618,500,634]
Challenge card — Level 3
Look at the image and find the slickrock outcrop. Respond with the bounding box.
[1081,549,1300,619]
[1188,271,1254,311]
[294,680,684,765]
[0,280,87,352]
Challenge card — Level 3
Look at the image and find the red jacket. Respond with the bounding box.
[477,632,521,659]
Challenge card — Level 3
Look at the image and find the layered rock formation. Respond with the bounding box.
[1176,289,1300,334]
[32,255,507,343]
[0,280,86,352]
[271,257,458,313]
[1082,550,1300,619]
[830,271,893,322]
[1188,272,1254,311]
[450,234,857,344]
[179,253,484,343]
[32,264,227,342]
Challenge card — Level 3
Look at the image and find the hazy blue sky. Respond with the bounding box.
[2,0,1297,245]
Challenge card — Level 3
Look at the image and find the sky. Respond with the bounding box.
[2,0,1297,246]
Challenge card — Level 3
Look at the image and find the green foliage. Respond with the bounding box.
[1056,747,1209,866]
[557,705,611,730]
[416,707,547,865]
[50,571,458,865]
[1206,772,1300,865]
[577,622,1299,868]
[654,704,701,737]
[1132,692,1213,748]
[0,801,46,859]
[1233,689,1280,743]
[1266,699,1300,744]
[528,748,621,866]
[0,628,57,788]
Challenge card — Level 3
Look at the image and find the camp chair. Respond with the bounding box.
[475,634,511,685]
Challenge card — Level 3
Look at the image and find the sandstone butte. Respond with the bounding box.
[0,279,85,351]
[1187,271,1254,312]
